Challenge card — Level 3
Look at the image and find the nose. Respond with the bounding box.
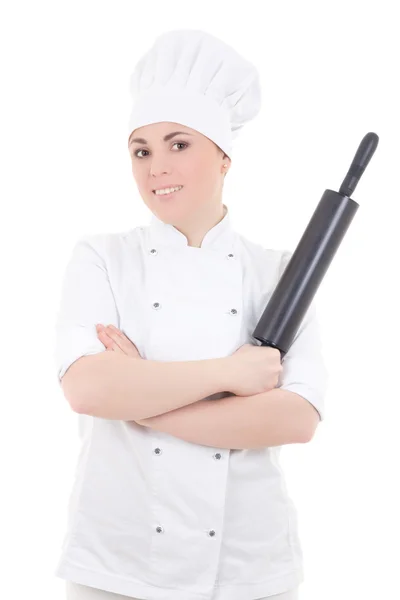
[149,155,173,177]
[151,165,171,178]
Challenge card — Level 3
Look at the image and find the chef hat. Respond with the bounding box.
[127,29,262,160]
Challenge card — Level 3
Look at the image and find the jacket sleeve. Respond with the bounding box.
[53,235,119,387]
[276,250,329,421]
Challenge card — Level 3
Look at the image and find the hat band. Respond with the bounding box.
[127,86,233,159]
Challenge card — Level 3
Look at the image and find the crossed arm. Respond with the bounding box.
[94,324,321,449]
[135,387,320,449]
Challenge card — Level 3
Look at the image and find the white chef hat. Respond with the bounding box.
[127,29,262,160]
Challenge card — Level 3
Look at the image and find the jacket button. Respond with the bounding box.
[208,530,216,537]
[156,526,164,534]
[154,447,162,455]
[213,453,222,460]
[230,308,238,315]
[152,302,161,309]
[149,248,158,255]
[227,253,235,259]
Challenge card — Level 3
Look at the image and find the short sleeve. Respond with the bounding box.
[276,250,329,421]
[53,235,119,387]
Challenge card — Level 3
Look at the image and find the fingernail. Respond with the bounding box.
[96,324,104,330]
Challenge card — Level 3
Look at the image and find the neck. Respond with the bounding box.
[181,204,226,248]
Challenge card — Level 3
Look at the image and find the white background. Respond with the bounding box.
[1,1,399,599]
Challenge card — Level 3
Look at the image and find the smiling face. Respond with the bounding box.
[127,122,231,243]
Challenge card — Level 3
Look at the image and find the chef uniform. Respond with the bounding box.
[54,30,328,600]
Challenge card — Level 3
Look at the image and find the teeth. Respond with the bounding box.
[154,186,182,195]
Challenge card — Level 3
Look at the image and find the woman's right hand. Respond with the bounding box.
[226,343,283,397]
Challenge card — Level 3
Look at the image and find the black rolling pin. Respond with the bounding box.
[252,132,379,360]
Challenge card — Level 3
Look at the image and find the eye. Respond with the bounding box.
[133,142,188,159]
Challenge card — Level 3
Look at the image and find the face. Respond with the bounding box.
[127,122,231,241]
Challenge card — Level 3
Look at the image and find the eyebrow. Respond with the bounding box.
[128,131,194,147]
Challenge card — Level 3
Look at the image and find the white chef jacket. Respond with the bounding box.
[53,203,328,600]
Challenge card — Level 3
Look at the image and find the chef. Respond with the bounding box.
[54,29,328,600]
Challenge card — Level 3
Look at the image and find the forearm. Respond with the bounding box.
[136,388,310,449]
[73,352,231,421]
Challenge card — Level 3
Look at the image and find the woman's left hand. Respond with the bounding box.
[96,324,142,359]
[96,324,149,425]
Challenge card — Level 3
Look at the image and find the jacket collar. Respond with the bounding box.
[148,203,235,252]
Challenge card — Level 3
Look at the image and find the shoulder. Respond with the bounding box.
[73,227,144,261]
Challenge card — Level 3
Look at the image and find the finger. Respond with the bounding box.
[97,329,124,353]
[97,329,114,350]
[96,325,115,351]
[107,324,128,340]
[105,325,141,358]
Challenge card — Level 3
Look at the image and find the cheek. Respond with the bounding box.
[185,156,210,184]
[130,165,146,189]
[190,161,218,191]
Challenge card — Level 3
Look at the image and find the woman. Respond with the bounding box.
[55,29,328,600]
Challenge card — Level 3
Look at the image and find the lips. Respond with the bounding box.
[153,186,183,199]
[152,185,183,193]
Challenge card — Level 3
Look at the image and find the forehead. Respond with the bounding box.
[136,122,193,135]
[128,123,196,144]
